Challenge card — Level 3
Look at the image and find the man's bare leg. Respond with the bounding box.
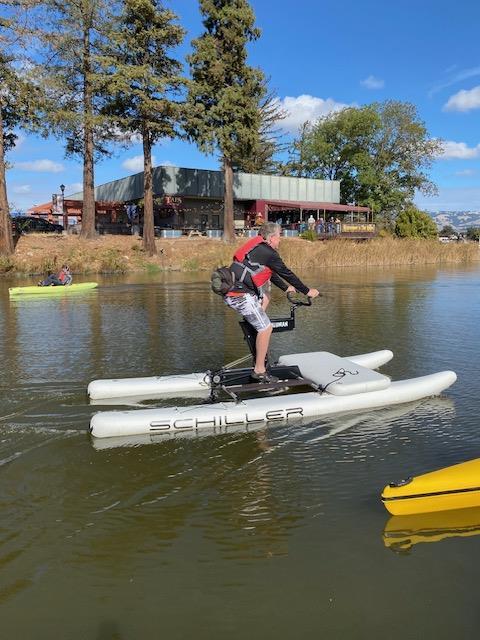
[254,325,272,374]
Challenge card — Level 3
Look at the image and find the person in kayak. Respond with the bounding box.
[38,264,73,287]
[225,222,319,383]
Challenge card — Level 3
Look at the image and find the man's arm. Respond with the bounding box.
[270,272,288,291]
[266,251,310,295]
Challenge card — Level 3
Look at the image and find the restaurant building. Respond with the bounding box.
[30,165,375,237]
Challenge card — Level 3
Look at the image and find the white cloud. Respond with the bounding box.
[13,184,31,194]
[430,66,480,97]
[15,159,64,173]
[455,169,476,176]
[277,94,352,134]
[122,154,158,172]
[360,75,384,89]
[439,140,480,159]
[444,85,480,112]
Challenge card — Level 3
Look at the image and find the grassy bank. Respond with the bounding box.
[1,234,478,277]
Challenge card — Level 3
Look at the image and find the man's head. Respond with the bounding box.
[259,222,281,249]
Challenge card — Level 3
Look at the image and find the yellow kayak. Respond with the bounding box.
[383,506,480,552]
[9,282,98,296]
[381,457,480,515]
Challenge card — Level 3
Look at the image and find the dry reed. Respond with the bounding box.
[1,234,478,277]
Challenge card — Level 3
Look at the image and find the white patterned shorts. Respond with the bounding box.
[224,294,271,332]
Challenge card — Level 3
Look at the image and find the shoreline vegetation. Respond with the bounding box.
[1,234,479,278]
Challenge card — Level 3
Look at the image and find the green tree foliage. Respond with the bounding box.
[286,101,442,226]
[466,227,480,241]
[234,82,287,174]
[394,206,438,239]
[0,7,44,255]
[0,55,18,255]
[439,224,457,237]
[186,0,265,242]
[100,0,184,255]
[33,0,117,239]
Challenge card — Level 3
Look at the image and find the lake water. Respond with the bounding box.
[1,264,479,639]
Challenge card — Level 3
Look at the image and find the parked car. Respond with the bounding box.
[13,216,63,234]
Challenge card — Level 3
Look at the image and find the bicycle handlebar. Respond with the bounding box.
[287,292,313,307]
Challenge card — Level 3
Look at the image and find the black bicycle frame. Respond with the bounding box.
[239,293,311,364]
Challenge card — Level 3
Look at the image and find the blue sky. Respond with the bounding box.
[6,0,480,212]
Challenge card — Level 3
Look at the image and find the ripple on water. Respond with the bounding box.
[0,268,479,637]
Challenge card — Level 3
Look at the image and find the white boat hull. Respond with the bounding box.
[90,370,457,439]
[90,396,455,450]
[87,350,394,401]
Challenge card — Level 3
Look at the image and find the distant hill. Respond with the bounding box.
[429,211,480,232]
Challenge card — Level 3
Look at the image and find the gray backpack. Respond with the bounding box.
[211,266,235,295]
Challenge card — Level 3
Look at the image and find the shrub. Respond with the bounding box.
[99,249,128,273]
[395,207,438,239]
[145,262,161,273]
[466,227,480,241]
[299,230,317,242]
[40,256,58,275]
[183,257,199,270]
[0,256,14,273]
[378,228,393,238]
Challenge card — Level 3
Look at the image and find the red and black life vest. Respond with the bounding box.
[231,236,273,291]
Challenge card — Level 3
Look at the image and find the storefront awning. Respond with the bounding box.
[250,199,370,214]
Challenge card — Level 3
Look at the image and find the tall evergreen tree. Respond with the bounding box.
[34,0,117,239]
[186,0,264,242]
[0,60,17,256]
[101,0,184,255]
[234,82,287,174]
[0,7,42,256]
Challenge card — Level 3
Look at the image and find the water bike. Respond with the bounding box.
[88,293,457,439]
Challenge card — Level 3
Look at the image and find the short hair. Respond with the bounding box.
[259,222,281,240]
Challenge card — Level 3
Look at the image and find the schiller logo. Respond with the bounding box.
[150,407,304,432]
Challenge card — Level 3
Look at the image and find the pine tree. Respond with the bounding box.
[101,0,184,255]
[33,0,118,239]
[186,0,265,242]
[0,7,43,256]
[0,52,16,255]
[233,83,287,174]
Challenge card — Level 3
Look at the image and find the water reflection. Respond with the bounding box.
[383,506,480,553]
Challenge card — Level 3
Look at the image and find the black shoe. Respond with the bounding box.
[250,371,279,383]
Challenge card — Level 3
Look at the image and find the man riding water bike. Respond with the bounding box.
[225,222,319,383]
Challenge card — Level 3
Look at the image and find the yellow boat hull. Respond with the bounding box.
[381,458,480,515]
[9,282,98,296]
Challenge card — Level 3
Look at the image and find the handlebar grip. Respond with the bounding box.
[287,292,312,306]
